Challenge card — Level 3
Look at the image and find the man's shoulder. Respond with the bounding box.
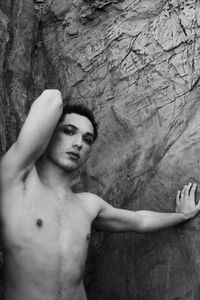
[76,192,105,204]
[76,192,105,214]
[76,191,99,200]
[1,144,33,183]
[1,152,37,187]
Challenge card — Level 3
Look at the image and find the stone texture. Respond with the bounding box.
[1,0,200,299]
[0,9,9,155]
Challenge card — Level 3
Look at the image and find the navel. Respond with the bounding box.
[36,219,43,228]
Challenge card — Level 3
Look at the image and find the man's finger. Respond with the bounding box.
[189,183,197,199]
[176,190,181,205]
[182,185,187,198]
[197,199,200,210]
[185,183,191,197]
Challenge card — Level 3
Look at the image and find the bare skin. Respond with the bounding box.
[1,171,97,300]
[1,90,200,300]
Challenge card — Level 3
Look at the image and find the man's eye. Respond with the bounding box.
[84,138,93,145]
[63,129,74,135]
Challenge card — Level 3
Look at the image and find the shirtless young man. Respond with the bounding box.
[0,89,200,300]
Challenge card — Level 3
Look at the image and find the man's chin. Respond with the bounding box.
[61,161,82,172]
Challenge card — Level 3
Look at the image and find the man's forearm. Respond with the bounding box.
[137,210,189,233]
[9,89,63,172]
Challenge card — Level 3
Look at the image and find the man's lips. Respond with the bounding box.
[66,151,80,160]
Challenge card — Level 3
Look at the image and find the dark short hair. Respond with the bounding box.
[59,103,98,141]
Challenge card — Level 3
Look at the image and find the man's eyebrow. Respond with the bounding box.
[61,124,77,130]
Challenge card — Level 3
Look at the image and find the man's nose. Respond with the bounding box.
[72,134,82,149]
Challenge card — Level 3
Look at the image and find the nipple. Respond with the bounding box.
[86,233,90,241]
[36,219,43,227]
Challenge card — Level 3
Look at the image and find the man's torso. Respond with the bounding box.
[1,166,99,300]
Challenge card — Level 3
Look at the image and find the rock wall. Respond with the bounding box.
[1,0,200,299]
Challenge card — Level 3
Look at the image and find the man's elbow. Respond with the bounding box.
[42,89,63,104]
[134,214,149,233]
[136,217,159,233]
[35,89,63,113]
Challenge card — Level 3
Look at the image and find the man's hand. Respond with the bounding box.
[176,182,200,219]
[91,183,200,233]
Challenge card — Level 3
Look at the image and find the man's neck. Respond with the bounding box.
[36,157,77,198]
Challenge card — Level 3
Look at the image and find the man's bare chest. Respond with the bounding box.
[1,183,92,257]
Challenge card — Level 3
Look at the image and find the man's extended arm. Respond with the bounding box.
[93,182,200,233]
[2,89,63,179]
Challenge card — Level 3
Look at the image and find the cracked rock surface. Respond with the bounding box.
[1,0,200,299]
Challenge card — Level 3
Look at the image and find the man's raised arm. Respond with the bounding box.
[2,89,63,179]
[93,182,200,233]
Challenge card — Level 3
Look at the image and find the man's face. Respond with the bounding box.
[46,113,95,171]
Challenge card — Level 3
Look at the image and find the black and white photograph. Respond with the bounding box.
[1,1,200,299]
